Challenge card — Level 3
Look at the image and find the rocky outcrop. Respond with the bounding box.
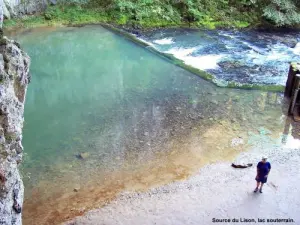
[0,28,30,224]
[0,0,52,19]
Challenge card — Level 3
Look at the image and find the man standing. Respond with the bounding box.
[254,156,271,193]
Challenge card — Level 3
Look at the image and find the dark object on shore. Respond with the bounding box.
[231,163,253,168]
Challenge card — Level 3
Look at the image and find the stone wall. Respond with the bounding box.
[0,28,30,224]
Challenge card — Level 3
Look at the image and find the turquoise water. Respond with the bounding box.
[13,25,299,224]
[15,24,285,189]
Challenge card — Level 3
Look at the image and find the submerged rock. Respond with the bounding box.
[0,29,30,225]
[76,152,90,160]
[231,137,244,147]
[271,35,298,48]
[73,187,80,192]
[218,61,245,70]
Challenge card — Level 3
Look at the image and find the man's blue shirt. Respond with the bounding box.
[257,161,271,177]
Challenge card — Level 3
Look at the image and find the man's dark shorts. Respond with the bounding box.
[256,176,267,183]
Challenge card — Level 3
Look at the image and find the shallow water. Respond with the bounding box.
[13,25,300,224]
[137,28,300,86]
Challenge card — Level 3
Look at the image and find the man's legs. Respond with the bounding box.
[254,181,260,192]
[259,183,264,193]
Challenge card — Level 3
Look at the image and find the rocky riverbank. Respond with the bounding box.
[0,21,30,225]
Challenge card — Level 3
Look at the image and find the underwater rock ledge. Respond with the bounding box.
[0,28,30,225]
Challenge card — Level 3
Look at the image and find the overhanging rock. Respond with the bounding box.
[0,29,30,225]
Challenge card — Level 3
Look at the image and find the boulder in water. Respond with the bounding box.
[218,61,244,70]
[76,152,90,160]
[269,35,298,48]
[73,187,80,192]
[281,38,298,48]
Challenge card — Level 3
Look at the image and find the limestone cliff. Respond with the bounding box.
[0,0,54,19]
[0,28,30,224]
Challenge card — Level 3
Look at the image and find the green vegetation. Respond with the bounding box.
[3,4,110,29]
[4,0,300,30]
[86,0,259,28]
[4,16,46,29]
[4,132,17,143]
[262,0,300,26]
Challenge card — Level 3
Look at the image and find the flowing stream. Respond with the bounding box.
[136,28,300,86]
[12,25,300,225]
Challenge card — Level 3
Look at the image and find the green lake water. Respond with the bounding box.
[13,25,300,224]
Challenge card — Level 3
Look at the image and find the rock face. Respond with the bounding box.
[0,29,30,224]
[0,0,49,19]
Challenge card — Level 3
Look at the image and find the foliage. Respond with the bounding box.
[261,0,300,26]
[44,4,108,23]
[3,15,47,29]
[3,0,300,29]
[3,4,109,29]
[86,0,258,28]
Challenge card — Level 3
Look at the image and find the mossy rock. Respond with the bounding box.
[0,38,8,46]
[5,133,17,143]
